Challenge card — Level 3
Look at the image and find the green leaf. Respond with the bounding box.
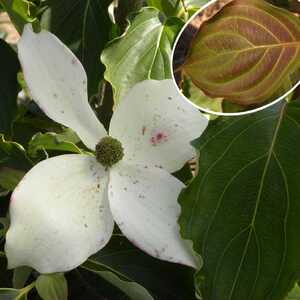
[0,218,9,239]
[36,273,68,300]
[28,129,82,158]
[0,167,24,191]
[101,8,183,104]
[0,39,20,137]
[0,135,31,170]
[147,0,210,16]
[0,135,31,191]
[0,288,20,300]
[286,284,300,299]
[0,135,31,192]
[40,0,113,97]
[12,112,63,146]
[147,0,178,16]
[84,267,154,300]
[82,235,196,300]
[184,0,210,8]
[182,0,300,106]
[0,283,36,300]
[13,267,32,289]
[179,99,300,300]
[184,0,211,8]
[0,286,32,300]
[0,0,37,33]
[184,78,223,113]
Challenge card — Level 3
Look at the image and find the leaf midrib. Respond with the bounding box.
[186,42,299,101]
[227,103,287,300]
[185,42,300,68]
[147,25,164,78]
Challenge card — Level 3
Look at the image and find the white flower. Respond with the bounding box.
[5,25,208,274]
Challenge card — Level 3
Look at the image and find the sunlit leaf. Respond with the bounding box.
[0,0,37,33]
[185,78,223,113]
[147,0,178,16]
[102,8,183,104]
[147,0,210,16]
[286,283,300,299]
[179,99,300,300]
[183,0,300,106]
[36,273,68,300]
[28,129,82,158]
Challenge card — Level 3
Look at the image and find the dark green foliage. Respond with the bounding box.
[179,100,300,300]
[0,40,20,137]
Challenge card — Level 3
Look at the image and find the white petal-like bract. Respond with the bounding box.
[108,162,198,268]
[5,155,114,273]
[18,25,107,150]
[109,80,208,173]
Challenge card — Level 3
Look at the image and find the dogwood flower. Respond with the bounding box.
[5,25,208,274]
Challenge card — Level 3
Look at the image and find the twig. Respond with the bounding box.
[181,0,188,12]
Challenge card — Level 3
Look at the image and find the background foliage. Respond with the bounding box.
[0,0,299,299]
[0,0,206,299]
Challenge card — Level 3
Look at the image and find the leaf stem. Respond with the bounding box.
[175,0,188,12]
[181,0,188,12]
[15,282,35,300]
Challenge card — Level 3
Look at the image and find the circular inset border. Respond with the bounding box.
[170,0,300,116]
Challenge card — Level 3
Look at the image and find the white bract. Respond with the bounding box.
[5,25,208,274]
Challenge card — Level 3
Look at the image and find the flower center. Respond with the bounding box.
[95,136,124,168]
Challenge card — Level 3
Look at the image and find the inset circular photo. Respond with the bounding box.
[172,0,300,116]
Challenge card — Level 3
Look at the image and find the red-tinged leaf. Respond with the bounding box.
[182,0,300,106]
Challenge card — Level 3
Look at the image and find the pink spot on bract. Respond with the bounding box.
[72,57,77,65]
[157,133,163,140]
[150,130,168,146]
